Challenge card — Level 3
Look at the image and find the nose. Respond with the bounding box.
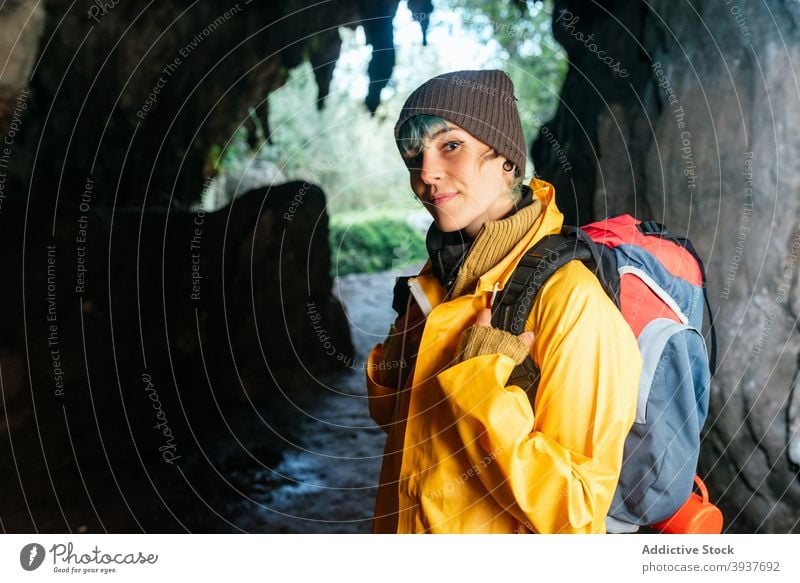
[419,150,444,184]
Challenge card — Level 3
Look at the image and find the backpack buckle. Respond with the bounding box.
[638,220,668,236]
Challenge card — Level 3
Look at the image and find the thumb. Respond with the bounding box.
[475,308,492,327]
[518,331,535,347]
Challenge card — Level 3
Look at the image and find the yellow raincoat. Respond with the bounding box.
[366,178,642,533]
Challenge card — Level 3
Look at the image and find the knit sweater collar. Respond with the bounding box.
[425,184,543,297]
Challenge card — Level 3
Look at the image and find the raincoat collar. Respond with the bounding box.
[425,183,536,292]
[413,178,563,307]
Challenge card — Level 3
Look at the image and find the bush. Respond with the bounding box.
[329,218,427,276]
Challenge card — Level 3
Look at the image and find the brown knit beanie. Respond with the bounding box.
[394,69,526,177]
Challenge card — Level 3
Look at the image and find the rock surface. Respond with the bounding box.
[0,181,354,531]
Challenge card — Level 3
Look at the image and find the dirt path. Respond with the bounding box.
[225,266,417,533]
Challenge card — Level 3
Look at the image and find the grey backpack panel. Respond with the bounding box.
[608,318,711,524]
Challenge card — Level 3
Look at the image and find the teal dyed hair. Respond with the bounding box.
[396,114,525,201]
[396,114,450,160]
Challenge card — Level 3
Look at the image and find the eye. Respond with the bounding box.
[443,140,463,152]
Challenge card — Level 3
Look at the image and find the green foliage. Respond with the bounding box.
[206,1,567,273]
[329,217,427,276]
[208,126,250,173]
[216,3,566,216]
[257,49,414,215]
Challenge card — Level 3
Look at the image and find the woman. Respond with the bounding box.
[366,69,641,533]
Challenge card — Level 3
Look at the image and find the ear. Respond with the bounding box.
[503,167,516,189]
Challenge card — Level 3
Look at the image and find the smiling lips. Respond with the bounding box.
[429,192,458,206]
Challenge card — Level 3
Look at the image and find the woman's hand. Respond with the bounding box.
[453,309,535,365]
[473,308,535,347]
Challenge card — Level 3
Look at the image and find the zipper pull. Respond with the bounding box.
[489,282,501,309]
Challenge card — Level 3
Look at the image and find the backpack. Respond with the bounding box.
[490,215,718,532]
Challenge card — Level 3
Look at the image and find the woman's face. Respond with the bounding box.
[405,123,515,238]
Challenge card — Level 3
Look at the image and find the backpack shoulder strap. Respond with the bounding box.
[491,232,592,335]
[491,227,620,404]
[491,228,617,335]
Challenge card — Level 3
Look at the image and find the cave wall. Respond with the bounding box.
[0,0,45,187]
[0,0,418,208]
[0,0,437,532]
[535,0,800,532]
[0,181,352,531]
